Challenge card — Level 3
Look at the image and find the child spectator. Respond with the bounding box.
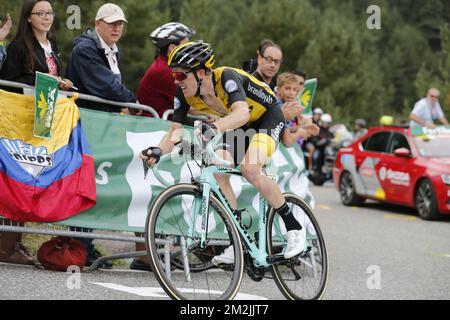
[276,71,319,146]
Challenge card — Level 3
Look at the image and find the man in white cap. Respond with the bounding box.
[66,3,136,113]
[66,3,135,269]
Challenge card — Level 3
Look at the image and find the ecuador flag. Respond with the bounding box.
[0,90,96,222]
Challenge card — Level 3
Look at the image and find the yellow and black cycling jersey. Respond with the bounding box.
[172,67,278,127]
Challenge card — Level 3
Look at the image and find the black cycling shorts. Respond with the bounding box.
[220,105,286,165]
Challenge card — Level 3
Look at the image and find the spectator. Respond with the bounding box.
[136,22,195,118]
[130,22,196,271]
[1,0,76,266]
[409,88,449,128]
[0,13,12,69]
[275,71,319,146]
[66,3,136,113]
[0,0,72,91]
[312,107,323,125]
[251,39,283,91]
[67,2,136,269]
[353,118,368,140]
[310,113,334,172]
[304,107,324,170]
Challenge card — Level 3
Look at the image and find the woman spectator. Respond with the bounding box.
[0,0,71,266]
[0,0,72,90]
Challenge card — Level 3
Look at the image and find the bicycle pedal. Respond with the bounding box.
[297,246,312,258]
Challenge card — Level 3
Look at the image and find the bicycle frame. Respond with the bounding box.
[152,132,285,268]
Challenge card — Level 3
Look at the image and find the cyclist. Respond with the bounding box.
[141,41,306,264]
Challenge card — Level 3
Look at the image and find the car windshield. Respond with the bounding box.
[414,135,450,157]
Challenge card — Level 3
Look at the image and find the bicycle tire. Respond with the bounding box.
[267,193,328,300]
[145,183,244,300]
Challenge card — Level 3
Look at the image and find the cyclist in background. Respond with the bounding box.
[141,41,306,264]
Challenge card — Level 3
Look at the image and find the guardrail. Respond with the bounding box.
[0,79,166,271]
[0,79,160,118]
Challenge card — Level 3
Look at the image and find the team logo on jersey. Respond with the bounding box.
[247,83,274,105]
[224,80,238,94]
[271,122,285,141]
[174,97,181,110]
[1,138,53,177]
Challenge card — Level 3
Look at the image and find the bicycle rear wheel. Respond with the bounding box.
[145,183,244,300]
[267,193,328,300]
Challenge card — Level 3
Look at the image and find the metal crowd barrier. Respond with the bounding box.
[0,80,165,272]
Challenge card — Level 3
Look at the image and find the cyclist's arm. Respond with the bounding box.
[212,68,250,132]
[213,102,250,132]
[155,90,189,155]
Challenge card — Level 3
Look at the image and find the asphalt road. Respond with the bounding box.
[1,183,449,300]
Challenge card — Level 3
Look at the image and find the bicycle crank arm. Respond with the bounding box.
[266,246,312,264]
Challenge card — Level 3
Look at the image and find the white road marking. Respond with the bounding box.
[91,283,268,300]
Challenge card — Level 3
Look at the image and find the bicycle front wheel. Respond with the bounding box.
[145,183,244,300]
[267,193,328,300]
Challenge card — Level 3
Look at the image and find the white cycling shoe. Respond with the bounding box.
[284,228,306,259]
[211,245,235,265]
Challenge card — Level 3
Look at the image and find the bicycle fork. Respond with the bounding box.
[186,183,211,249]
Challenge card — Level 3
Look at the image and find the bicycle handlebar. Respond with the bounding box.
[146,125,232,186]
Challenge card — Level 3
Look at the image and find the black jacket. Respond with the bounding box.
[65,28,136,112]
[0,35,62,88]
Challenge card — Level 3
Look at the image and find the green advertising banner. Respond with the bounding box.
[298,78,318,117]
[59,108,314,234]
[33,72,59,139]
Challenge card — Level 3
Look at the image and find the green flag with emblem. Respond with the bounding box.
[298,78,318,117]
[33,72,59,138]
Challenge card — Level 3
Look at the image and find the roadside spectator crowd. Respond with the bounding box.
[0,1,447,271]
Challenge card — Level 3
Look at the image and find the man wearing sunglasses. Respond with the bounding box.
[141,41,307,264]
[409,88,449,128]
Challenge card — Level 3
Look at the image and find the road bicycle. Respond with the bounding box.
[144,125,328,300]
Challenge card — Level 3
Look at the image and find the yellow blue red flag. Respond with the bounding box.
[0,90,96,222]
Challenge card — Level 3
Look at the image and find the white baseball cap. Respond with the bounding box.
[95,3,128,23]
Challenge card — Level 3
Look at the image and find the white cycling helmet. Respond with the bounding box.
[321,113,332,124]
[313,107,324,115]
[150,22,195,48]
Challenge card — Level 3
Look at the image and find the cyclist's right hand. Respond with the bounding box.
[140,146,162,167]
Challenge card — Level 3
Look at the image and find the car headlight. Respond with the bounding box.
[441,174,450,185]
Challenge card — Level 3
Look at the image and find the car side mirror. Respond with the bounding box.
[393,148,411,158]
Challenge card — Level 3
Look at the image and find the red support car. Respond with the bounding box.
[333,125,450,220]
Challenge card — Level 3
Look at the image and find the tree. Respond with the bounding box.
[415,24,450,115]
[300,3,388,125]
